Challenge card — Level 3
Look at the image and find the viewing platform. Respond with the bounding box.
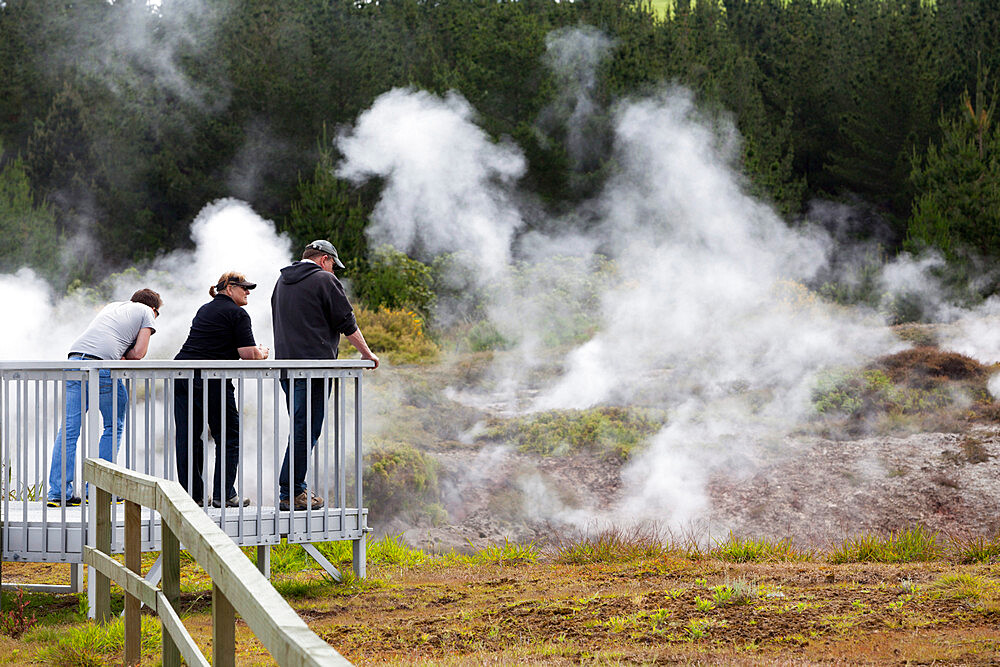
[0,359,373,597]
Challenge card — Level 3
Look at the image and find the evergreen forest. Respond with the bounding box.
[2,0,1000,307]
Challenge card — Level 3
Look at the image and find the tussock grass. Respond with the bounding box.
[556,527,668,564]
[829,527,942,563]
[949,534,1000,564]
[710,532,812,562]
[29,615,160,665]
[471,539,538,566]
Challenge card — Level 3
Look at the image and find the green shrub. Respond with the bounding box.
[364,442,441,519]
[351,245,435,314]
[811,368,951,419]
[340,305,439,363]
[479,407,664,459]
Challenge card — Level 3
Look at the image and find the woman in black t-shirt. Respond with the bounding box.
[173,271,269,507]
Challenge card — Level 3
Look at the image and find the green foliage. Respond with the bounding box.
[285,136,371,264]
[710,532,811,563]
[351,245,436,314]
[340,305,440,364]
[364,441,441,519]
[811,368,952,419]
[471,538,539,566]
[3,0,1000,274]
[30,615,160,666]
[480,407,664,460]
[829,527,943,564]
[906,69,1000,267]
[950,535,1000,565]
[711,578,759,605]
[0,589,36,638]
[556,527,667,564]
[0,139,58,275]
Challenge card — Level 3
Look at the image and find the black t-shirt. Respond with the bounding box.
[175,294,256,360]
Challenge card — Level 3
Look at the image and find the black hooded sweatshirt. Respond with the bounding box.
[271,261,358,359]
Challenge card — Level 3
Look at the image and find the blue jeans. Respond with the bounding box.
[278,378,331,501]
[48,359,127,502]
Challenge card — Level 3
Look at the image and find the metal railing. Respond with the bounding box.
[0,359,372,591]
[85,458,351,667]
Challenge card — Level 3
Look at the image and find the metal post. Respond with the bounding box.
[256,545,270,578]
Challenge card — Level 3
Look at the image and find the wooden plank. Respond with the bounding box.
[82,547,158,609]
[213,583,235,667]
[125,500,141,666]
[83,460,158,508]
[89,461,354,666]
[156,591,210,667]
[94,487,112,624]
[161,524,181,667]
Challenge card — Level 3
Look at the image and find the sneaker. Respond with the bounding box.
[46,496,82,507]
[279,491,324,511]
[212,496,251,508]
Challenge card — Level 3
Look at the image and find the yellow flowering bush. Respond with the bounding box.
[339,306,439,363]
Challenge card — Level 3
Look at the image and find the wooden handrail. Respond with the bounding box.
[83,459,352,667]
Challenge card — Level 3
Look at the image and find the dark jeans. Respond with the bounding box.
[279,378,331,501]
[173,376,240,503]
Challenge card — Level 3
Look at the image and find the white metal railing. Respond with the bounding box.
[0,359,372,582]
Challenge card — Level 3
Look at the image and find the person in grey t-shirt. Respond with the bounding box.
[47,288,162,506]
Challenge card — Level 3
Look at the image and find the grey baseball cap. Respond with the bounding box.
[306,240,346,269]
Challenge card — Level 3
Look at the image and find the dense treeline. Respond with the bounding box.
[1,0,998,293]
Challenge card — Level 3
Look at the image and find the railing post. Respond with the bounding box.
[124,500,141,665]
[94,486,112,624]
[212,583,235,667]
[256,545,270,578]
[161,523,181,667]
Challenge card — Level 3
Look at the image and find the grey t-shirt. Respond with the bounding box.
[69,301,156,360]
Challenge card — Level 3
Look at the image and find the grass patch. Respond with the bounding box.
[829,527,943,563]
[556,527,667,564]
[950,534,1000,564]
[479,407,664,459]
[471,539,539,566]
[29,615,161,665]
[710,532,811,562]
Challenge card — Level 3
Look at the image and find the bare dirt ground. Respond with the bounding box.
[394,426,1000,553]
[381,345,1000,553]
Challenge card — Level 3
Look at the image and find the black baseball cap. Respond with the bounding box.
[306,240,346,269]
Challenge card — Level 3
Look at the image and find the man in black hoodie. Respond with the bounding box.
[272,240,379,511]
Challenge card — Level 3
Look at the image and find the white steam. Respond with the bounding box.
[336,89,526,279]
[541,26,614,168]
[0,199,289,360]
[334,29,906,531]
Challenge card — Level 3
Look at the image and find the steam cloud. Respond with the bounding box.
[337,89,526,280]
[334,29,909,531]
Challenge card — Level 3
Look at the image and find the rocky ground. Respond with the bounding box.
[373,345,1000,553]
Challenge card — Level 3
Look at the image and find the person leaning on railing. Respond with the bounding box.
[173,272,269,509]
[47,288,163,507]
[271,240,379,511]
